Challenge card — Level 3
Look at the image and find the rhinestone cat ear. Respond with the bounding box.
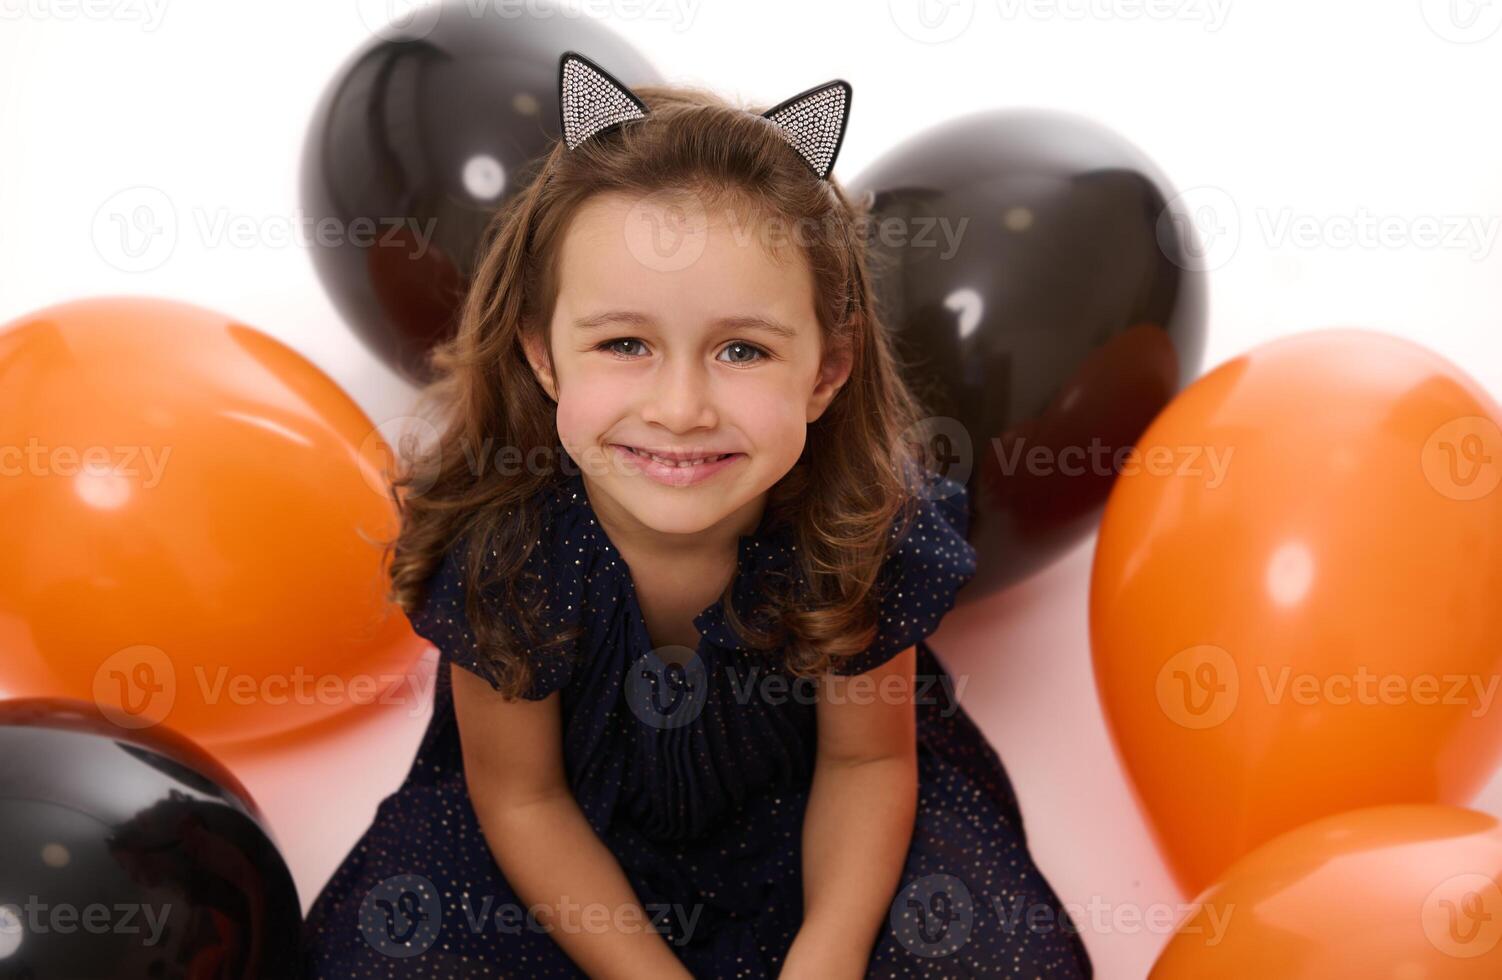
[558,50,649,150]
[558,50,852,182]
[761,78,852,181]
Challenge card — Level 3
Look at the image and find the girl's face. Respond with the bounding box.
[525,189,851,542]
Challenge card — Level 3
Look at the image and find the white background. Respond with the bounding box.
[4,1,1502,976]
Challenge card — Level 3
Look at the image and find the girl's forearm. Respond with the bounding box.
[477,793,694,980]
[790,752,919,977]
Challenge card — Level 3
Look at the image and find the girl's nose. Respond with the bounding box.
[639,359,717,431]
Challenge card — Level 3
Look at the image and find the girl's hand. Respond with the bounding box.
[777,927,868,980]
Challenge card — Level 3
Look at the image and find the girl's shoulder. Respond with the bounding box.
[831,471,978,676]
[407,477,588,699]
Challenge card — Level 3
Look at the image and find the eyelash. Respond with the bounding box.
[593,337,771,365]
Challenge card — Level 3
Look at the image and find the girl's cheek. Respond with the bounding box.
[733,385,805,430]
[554,368,631,436]
[553,392,597,443]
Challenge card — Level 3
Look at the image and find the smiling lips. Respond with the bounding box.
[622,445,738,466]
[611,444,745,486]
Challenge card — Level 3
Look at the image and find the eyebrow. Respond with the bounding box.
[573,310,799,340]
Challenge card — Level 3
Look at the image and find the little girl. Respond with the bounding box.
[303,52,1092,979]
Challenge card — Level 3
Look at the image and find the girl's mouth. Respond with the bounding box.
[623,446,737,466]
[610,445,745,487]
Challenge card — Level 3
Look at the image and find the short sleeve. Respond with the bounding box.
[831,473,977,676]
[407,533,575,701]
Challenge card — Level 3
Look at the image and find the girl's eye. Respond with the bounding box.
[592,338,770,365]
[718,341,769,365]
[595,337,647,358]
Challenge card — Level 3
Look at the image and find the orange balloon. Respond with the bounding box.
[1090,329,1502,896]
[1151,804,1502,978]
[0,297,427,746]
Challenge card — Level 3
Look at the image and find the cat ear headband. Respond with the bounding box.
[558,49,852,181]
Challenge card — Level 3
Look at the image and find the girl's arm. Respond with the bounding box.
[452,665,694,980]
[782,645,920,979]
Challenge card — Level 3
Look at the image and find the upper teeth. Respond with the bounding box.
[633,448,727,466]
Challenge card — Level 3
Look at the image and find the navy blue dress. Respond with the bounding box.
[302,470,1092,978]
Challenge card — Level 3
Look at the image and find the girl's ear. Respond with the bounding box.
[521,328,559,403]
[806,340,854,423]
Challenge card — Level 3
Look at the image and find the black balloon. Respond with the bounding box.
[0,698,301,979]
[850,109,1208,596]
[301,0,661,382]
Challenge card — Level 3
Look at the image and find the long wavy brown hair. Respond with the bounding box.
[382,79,937,700]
